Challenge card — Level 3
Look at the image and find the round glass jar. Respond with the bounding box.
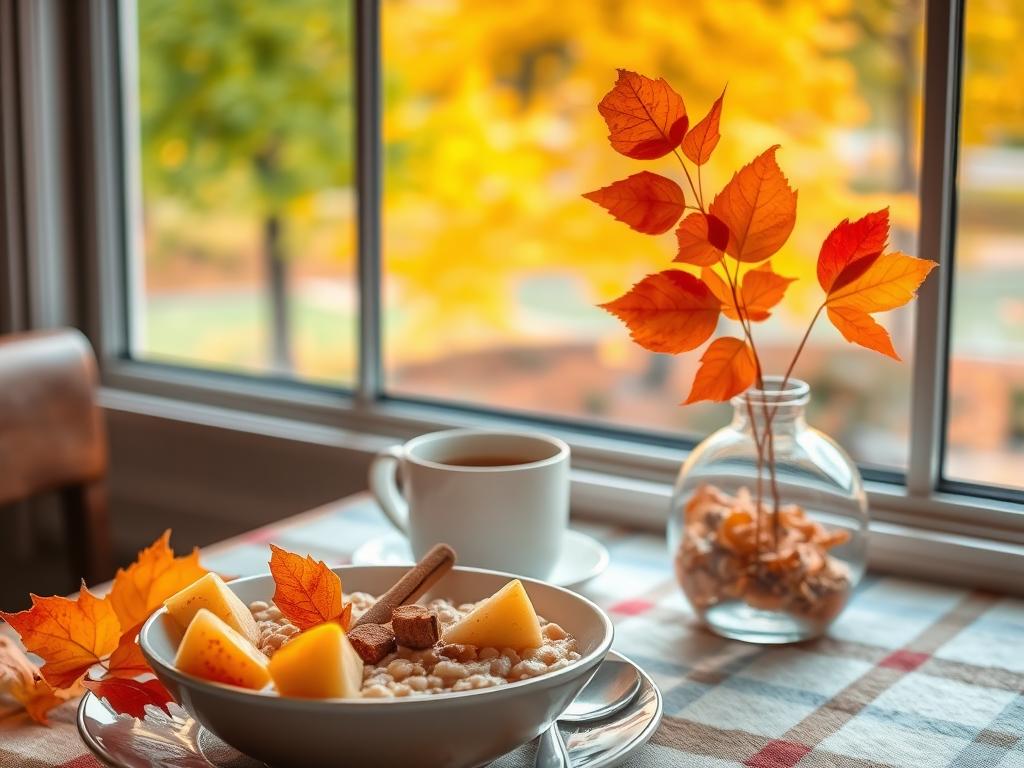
[668,377,867,643]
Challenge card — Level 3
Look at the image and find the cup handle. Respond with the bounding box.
[369,445,409,534]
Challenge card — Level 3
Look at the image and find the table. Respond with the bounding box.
[2,492,1022,768]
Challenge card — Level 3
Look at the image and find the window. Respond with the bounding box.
[380,0,924,471]
[129,0,357,385]
[945,0,1024,493]
[103,1,1021,521]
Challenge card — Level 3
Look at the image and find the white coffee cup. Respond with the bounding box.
[368,429,570,579]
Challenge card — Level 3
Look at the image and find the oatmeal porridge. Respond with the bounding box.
[249,592,581,698]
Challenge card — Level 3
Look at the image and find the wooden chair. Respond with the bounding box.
[0,329,111,585]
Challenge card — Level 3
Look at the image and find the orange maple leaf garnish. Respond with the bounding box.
[681,87,725,166]
[269,544,347,631]
[0,586,120,689]
[598,69,688,160]
[600,270,721,355]
[0,636,79,724]
[824,252,937,360]
[106,530,208,632]
[583,171,686,235]
[817,208,890,293]
[710,145,798,263]
[684,337,757,404]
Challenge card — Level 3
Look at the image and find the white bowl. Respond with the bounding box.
[139,565,614,768]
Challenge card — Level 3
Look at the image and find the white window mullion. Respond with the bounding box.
[355,0,383,406]
[907,0,963,497]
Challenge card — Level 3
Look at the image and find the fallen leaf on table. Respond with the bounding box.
[0,636,79,724]
[105,625,152,680]
[83,676,174,720]
[598,69,688,160]
[0,586,120,689]
[269,544,344,630]
[106,530,209,631]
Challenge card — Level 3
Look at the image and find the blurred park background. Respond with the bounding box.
[131,0,1023,490]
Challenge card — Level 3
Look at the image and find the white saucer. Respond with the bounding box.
[352,530,609,590]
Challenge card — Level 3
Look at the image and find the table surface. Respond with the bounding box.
[2,493,1022,768]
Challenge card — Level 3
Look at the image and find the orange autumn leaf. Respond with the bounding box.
[82,677,173,720]
[337,601,353,632]
[674,212,729,266]
[681,87,725,165]
[269,544,344,630]
[599,270,720,354]
[702,262,795,322]
[709,145,797,263]
[824,252,936,358]
[598,69,688,160]
[827,306,899,360]
[583,171,686,235]
[106,530,208,631]
[825,252,937,313]
[105,627,151,680]
[0,636,77,725]
[684,337,757,404]
[0,586,120,689]
[817,209,889,293]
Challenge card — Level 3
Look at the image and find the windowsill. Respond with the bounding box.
[98,374,1024,596]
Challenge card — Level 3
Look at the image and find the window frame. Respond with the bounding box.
[63,0,1023,553]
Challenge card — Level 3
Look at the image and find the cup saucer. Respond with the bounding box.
[351,530,609,590]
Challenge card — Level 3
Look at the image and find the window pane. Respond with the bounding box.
[945,0,1024,490]
[130,1,356,385]
[382,1,923,467]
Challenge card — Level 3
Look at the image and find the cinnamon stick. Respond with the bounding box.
[353,543,456,628]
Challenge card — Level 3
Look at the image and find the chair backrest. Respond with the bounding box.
[0,328,107,507]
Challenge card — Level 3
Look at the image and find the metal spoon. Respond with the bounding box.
[535,659,641,768]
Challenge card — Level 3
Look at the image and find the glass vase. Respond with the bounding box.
[668,377,867,643]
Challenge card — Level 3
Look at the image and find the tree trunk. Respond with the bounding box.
[264,212,292,373]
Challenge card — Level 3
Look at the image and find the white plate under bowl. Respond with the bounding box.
[352,530,609,589]
[78,649,662,768]
[139,565,614,768]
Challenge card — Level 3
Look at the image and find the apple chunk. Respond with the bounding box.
[268,622,364,699]
[164,572,261,647]
[175,609,271,690]
[442,579,543,650]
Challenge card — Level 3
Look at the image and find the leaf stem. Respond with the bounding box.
[672,150,704,213]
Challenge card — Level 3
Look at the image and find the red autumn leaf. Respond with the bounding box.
[583,171,686,235]
[598,69,688,160]
[1,585,120,689]
[827,306,899,360]
[83,676,174,719]
[106,530,208,632]
[682,87,725,165]
[684,337,757,404]
[674,212,729,266]
[599,270,720,354]
[709,145,797,263]
[105,625,152,680]
[817,209,889,293]
[269,544,344,630]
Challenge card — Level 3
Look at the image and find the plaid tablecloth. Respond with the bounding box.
[2,492,1022,768]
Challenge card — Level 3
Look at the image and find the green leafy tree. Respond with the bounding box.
[138,0,353,369]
